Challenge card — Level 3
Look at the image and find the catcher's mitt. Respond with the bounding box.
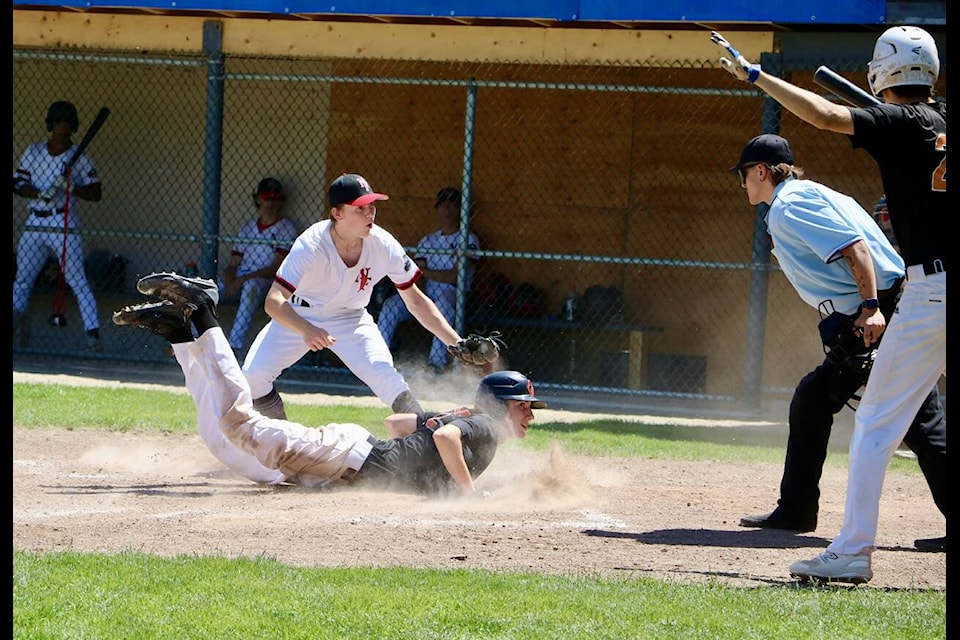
[447,331,505,366]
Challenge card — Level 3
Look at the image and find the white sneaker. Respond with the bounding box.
[789,551,872,584]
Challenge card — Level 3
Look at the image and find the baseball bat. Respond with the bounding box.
[64,106,111,175]
[49,106,110,328]
[813,66,880,108]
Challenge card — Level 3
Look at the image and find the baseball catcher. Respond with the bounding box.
[447,331,505,366]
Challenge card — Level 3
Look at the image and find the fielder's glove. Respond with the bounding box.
[447,331,505,366]
[710,31,761,84]
[40,174,67,201]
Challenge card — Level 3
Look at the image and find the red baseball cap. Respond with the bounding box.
[329,174,389,208]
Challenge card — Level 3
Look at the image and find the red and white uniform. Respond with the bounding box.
[220,217,299,350]
[13,142,102,331]
[242,219,422,406]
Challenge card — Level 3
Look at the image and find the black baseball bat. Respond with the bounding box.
[49,106,110,327]
[64,106,111,174]
[813,66,880,108]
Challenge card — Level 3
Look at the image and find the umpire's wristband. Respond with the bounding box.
[747,64,761,83]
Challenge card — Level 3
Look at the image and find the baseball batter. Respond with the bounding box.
[378,187,481,373]
[242,173,464,421]
[13,101,104,351]
[714,26,946,582]
[112,271,543,495]
[219,177,299,353]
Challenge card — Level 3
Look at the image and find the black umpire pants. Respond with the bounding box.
[777,292,947,522]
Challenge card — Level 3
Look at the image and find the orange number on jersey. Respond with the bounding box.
[932,133,946,192]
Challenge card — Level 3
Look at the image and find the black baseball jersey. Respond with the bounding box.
[353,408,500,495]
[848,100,946,268]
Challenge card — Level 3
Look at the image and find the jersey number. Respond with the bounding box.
[932,134,946,192]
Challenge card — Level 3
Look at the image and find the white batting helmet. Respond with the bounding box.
[867,26,940,97]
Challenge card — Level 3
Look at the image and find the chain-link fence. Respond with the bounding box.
[12,41,946,414]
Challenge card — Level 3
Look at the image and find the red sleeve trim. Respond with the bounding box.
[395,268,423,291]
[274,275,296,293]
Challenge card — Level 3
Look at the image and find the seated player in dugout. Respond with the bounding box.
[218,177,299,354]
[113,272,545,497]
[377,187,482,375]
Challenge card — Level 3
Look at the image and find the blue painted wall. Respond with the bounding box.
[16,0,888,24]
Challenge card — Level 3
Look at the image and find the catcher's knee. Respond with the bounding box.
[253,387,287,420]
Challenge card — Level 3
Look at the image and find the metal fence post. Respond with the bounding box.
[200,21,224,280]
[455,79,479,333]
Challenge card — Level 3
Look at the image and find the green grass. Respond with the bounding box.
[13,383,939,639]
[12,552,946,640]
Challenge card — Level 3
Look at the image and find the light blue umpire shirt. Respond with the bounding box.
[765,178,905,316]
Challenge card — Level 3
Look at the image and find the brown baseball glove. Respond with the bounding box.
[447,331,505,366]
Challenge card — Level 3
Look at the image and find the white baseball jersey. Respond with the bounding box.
[231,217,299,277]
[13,141,102,331]
[243,219,422,405]
[14,141,100,228]
[276,220,419,311]
[414,229,481,292]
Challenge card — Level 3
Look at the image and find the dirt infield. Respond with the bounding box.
[13,373,946,590]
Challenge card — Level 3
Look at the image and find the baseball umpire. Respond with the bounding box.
[728,135,945,544]
[713,25,947,582]
[113,272,542,496]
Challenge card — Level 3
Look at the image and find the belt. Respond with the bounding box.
[906,258,946,280]
[922,258,946,276]
[290,294,310,308]
[29,207,66,218]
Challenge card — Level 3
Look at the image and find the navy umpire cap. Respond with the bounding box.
[435,187,461,208]
[329,174,389,208]
[730,134,795,172]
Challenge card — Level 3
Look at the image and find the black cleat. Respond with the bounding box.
[137,271,219,310]
[914,536,946,553]
[740,509,816,533]
[112,300,191,340]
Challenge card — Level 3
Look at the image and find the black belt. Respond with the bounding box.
[922,259,946,276]
[30,207,65,218]
[290,295,310,308]
[905,259,946,280]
